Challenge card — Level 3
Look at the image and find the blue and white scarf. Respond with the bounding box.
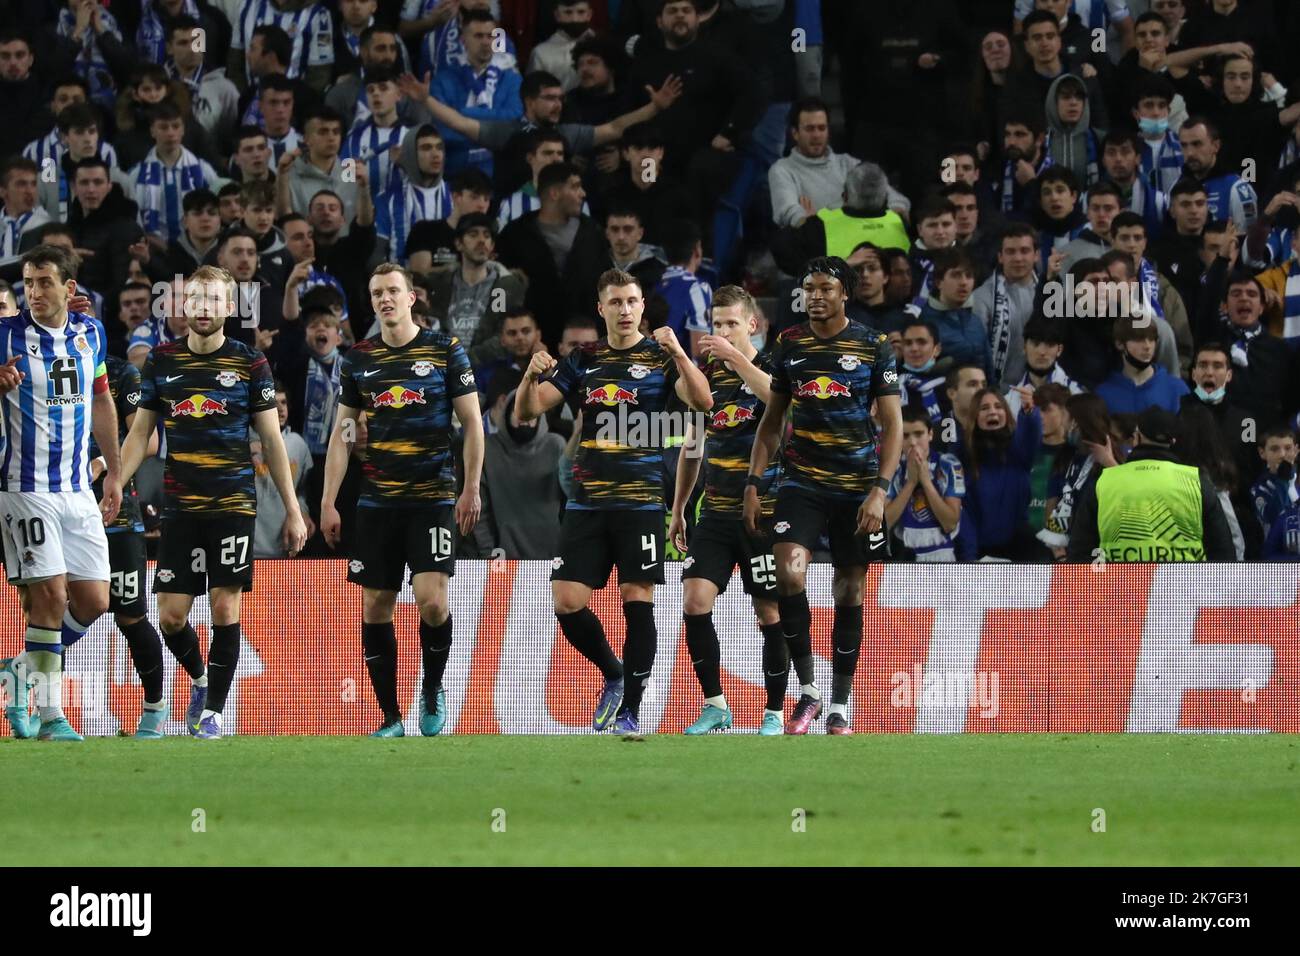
[1137,258,1165,319]
[1001,151,1053,214]
[0,208,49,265]
[1140,130,1184,195]
[166,60,205,99]
[380,174,452,263]
[1226,321,1264,368]
[302,352,342,456]
[132,146,214,243]
[463,64,502,110]
[138,0,200,63]
[1280,259,1300,347]
[58,6,122,108]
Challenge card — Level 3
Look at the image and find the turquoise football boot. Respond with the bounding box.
[419,687,447,736]
[37,717,83,741]
[759,711,784,736]
[134,703,169,739]
[683,704,733,735]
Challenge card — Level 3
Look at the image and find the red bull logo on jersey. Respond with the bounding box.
[371,385,427,409]
[168,395,229,418]
[794,376,852,399]
[585,384,639,407]
[709,403,757,429]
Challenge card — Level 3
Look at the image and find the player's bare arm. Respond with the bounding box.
[669,418,704,553]
[320,403,363,549]
[119,406,158,487]
[858,394,903,536]
[252,407,308,556]
[654,327,712,411]
[744,390,790,537]
[697,334,772,404]
[91,386,123,524]
[515,350,564,419]
[452,391,484,537]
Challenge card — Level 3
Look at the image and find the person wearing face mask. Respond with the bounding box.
[1003,316,1082,420]
[896,319,947,427]
[1038,391,1113,559]
[1067,405,1236,562]
[1194,267,1298,427]
[1132,76,1184,195]
[1179,342,1255,495]
[1095,314,1189,415]
[528,0,594,92]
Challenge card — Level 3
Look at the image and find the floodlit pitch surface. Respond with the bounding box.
[4,735,1298,865]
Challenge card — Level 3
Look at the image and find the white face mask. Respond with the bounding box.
[1194,384,1226,404]
[750,332,766,351]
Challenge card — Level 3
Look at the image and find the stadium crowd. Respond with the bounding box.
[1,0,1299,565]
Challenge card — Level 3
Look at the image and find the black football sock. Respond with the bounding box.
[760,622,789,711]
[122,618,165,705]
[362,622,400,724]
[684,612,721,699]
[205,624,242,713]
[556,608,623,680]
[161,622,206,680]
[778,590,815,686]
[619,601,657,716]
[830,604,864,706]
[419,615,453,711]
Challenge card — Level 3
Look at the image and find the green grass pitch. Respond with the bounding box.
[4,735,1299,865]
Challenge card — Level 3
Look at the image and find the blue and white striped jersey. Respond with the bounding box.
[231,0,335,82]
[341,121,413,201]
[0,310,109,494]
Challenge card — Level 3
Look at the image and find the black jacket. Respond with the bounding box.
[1067,445,1237,563]
[496,211,608,344]
[67,185,143,295]
[627,33,761,173]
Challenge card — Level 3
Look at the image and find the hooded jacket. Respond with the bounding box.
[285,152,360,226]
[1044,74,1103,189]
[425,260,529,365]
[477,411,566,560]
[67,184,144,294]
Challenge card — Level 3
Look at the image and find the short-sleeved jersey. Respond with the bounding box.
[887,451,965,561]
[339,328,476,508]
[700,352,779,518]
[548,337,679,511]
[0,311,109,494]
[89,355,144,533]
[138,338,276,516]
[769,319,900,498]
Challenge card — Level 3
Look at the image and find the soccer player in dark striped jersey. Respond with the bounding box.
[668,286,785,735]
[320,263,485,738]
[515,269,713,737]
[121,266,309,740]
[745,257,903,736]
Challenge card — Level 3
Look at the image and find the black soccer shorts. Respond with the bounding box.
[771,484,890,569]
[348,504,457,591]
[550,508,666,588]
[680,513,777,598]
[106,530,148,617]
[155,513,257,595]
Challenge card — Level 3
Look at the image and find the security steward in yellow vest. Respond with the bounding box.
[1068,408,1236,563]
